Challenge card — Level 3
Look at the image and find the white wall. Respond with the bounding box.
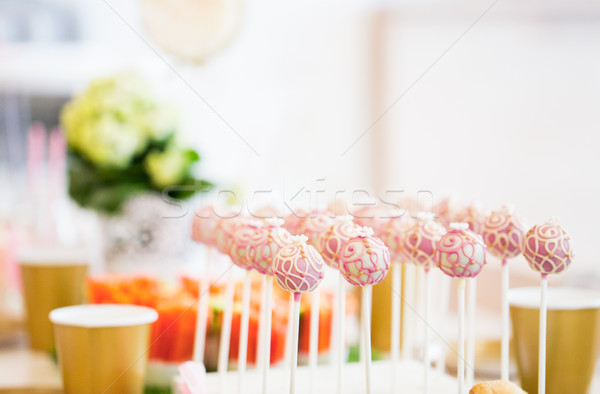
[378,4,600,273]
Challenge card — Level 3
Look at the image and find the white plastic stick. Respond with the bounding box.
[218,269,236,392]
[337,273,346,394]
[193,247,212,363]
[290,293,301,394]
[284,292,295,368]
[330,269,339,369]
[309,286,320,394]
[424,269,431,394]
[402,264,416,359]
[501,259,510,381]
[391,262,401,393]
[238,271,252,394]
[466,278,477,389]
[436,273,450,373]
[362,286,373,394]
[262,276,273,394]
[257,276,267,371]
[458,278,466,394]
[539,276,548,394]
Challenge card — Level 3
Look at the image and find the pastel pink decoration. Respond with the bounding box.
[283,209,308,234]
[434,196,459,229]
[272,235,325,294]
[317,216,359,269]
[352,205,388,236]
[339,227,391,287]
[482,206,526,260]
[192,205,220,245]
[453,203,486,234]
[228,220,264,270]
[296,212,334,247]
[246,218,293,275]
[403,213,446,271]
[436,223,487,278]
[523,221,574,276]
[214,216,255,254]
[381,213,415,263]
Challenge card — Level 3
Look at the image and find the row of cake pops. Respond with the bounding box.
[191,198,573,394]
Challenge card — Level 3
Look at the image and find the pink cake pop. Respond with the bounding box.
[296,211,334,247]
[352,204,388,236]
[283,209,309,234]
[317,216,360,269]
[403,212,446,271]
[381,212,415,263]
[228,220,264,270]
[522,220,573,276]
[272,235,325,294]
[436,223,487,278]
[482,206,526,260]
[214,216,255,255]
[339,227,391,287]
[192,205,220,245]
[246,218,293,275]
[453,203,486,234]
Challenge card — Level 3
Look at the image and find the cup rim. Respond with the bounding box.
[50,304,158,328]
[18,245,89,265]
[509,286,600,310]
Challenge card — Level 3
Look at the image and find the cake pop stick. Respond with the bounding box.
[403,212,445,394]
[522,220,573,394]
[192,205,223,363]
[466,279,476,389]
[403,264,416,360]
[272,235,325,394]
[340,227,391,394]
[229,221,264,392]
[284,292,294,368]
[435,274,450,374]
[482,206,526,381]
[336,272,346,394]
[238,271,251,393]
[309,287,320,394]
[316,215,359,393]
[218,269,235,393]
[193,247,212,363]
[381,212,415,383]
[436,223,487,394]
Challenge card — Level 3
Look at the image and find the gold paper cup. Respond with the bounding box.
[19,247,89,351]
[50,304,158,394]
[509,287,600,394]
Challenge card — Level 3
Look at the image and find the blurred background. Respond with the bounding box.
[1,0,599,390]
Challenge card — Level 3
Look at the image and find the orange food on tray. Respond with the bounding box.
[87,273,338,369]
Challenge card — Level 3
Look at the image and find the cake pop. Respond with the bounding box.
[381,212,415,263]
[453,202,486,234]
[296,211,334,248]
[351,203,388,236]
[523,220,573,276]
[214,216,252,254]
[339,226,390,394]
[482,206,526,260]
[481,206,526,381]
[228,220,264,269]
[192,205,220,245]
[403,212,446,271]
[317,215,360,269]
[437,223,487,278]
[272,235,325,394]
[272,235,325,294]
[523,219,573,394]
[436,223,487,394]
